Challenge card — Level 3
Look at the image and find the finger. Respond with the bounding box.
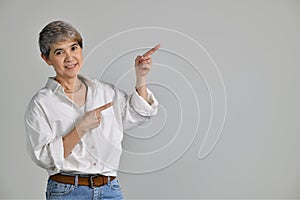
[143,44,160,56]
[135,55,142,62]
[95,111,101,120]
[139,58,152,65]
[143,44,160,57]
[139,56,152,63]
[135,55,142,66]
[95,102,113,112]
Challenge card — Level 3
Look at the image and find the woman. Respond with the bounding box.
[25,20,159,199]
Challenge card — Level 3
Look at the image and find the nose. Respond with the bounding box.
[65,50,73,62]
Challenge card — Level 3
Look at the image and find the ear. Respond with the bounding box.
[41,53,52,66]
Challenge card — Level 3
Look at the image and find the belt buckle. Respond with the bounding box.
[89,175,99,189]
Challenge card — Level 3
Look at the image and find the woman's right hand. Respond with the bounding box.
[75,102,113,137]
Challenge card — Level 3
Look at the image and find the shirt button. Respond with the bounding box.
[93,163,97,166]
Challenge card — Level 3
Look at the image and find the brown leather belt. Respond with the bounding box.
[49,173,116,188]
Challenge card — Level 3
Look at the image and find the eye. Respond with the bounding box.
[71,45,78,51]
[54,50,63,55]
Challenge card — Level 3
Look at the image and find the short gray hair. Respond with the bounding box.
[39,20,83,58]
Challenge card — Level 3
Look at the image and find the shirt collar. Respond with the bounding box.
[45,77,61,93]
[45,74,94,94]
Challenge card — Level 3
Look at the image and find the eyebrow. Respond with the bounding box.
[53,43,79,54]
[70,43,78,47]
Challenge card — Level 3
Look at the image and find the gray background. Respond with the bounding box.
[1,0,300,199]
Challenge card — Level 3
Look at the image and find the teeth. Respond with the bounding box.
[65,64,76,68]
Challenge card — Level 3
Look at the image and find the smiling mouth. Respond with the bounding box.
[65,63,78,69]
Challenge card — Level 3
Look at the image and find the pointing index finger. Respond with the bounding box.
[143,44,161,57]
[95,102,113,112]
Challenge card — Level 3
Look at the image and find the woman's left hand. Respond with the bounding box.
[135,44,160,78]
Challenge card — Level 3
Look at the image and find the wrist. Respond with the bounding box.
[136,76,146,89]
[75,122,86,138]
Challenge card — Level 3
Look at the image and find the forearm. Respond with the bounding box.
[62,127,83,158]
[62,103,111,158]
[136,76,148,102]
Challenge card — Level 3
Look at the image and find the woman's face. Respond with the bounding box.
[42,40,83,80]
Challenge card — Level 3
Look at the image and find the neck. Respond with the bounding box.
[55,76,81,93]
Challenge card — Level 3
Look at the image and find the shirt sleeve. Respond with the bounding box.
[24,100,64,172]
[114,87,158,130]
[130,88,158,116]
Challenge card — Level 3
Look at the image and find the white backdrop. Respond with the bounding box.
[0,0,300,199]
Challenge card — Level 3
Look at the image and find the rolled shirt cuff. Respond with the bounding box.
[48,136,64,172]
[131,88,158,116]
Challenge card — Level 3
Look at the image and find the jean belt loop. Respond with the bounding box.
[74,175,78,188]
[107,176,111,184]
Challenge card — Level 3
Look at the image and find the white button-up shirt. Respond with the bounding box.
[25,75,158,176]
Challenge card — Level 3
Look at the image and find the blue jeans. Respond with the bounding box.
[46,176,123,200]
